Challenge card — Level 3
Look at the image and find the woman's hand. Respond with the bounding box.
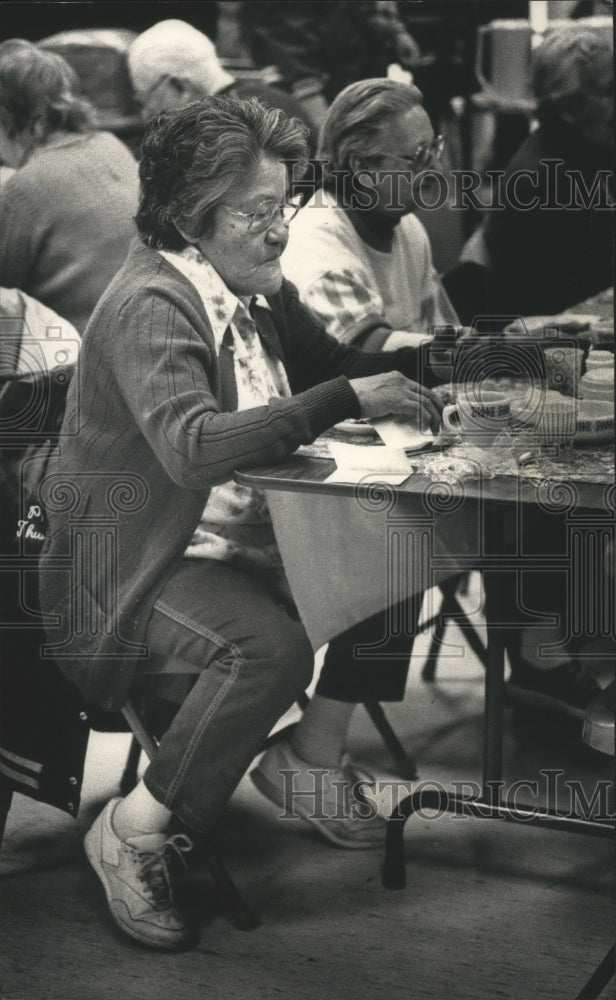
[349,371,443,434]
[381,330,432,351]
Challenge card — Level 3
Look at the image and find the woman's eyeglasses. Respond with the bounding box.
[221,196,303,234]
[371,134,446,172]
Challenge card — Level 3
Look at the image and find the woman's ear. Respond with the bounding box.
[30,117,47,146]
[348,153,365,175]
[167,77,197,103]
[173,221,195,245]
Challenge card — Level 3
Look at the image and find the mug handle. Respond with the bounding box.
[442,404,460,434]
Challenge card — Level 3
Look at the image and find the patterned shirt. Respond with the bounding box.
[158,246,290,571]
[282,188,458,349]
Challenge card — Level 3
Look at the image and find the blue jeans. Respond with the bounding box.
[139,559,313,835]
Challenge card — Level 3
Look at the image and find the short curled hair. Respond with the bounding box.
[532,23,613,123]
[318,78,424,188]
[0,39,94,138]
[136,96,310,250]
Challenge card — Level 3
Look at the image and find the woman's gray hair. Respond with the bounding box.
[318,78,424,186]
[532,23,613,119]
[136,96,310,250]
[0,39,94,138]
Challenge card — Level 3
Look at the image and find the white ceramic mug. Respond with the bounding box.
[585,350,614,371]
[535,397,577,448]
[442,389,511,445]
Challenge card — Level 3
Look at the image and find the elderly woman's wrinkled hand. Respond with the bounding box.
[350,371,443,434]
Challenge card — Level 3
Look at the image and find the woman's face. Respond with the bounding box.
[195,153,289,297]
[356,106,440,217]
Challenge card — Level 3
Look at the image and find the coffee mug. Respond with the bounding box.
[442,389,511,445]
[535,397,577,448]
[585,350,614,371]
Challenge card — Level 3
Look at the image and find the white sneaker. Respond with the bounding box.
[84,798,195,950]
[250,741,387,849]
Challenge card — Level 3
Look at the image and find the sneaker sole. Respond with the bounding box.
[250,766,385,850]
[84,827,193,951]
[582,718,615,756]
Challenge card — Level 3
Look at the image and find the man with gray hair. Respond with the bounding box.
[127,18,317,151]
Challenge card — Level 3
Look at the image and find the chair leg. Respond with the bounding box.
[119,736,143,796]
[421,613,449,683]
[363,702,417,781]
[422,575,488,682]
[202,849,261,931]
[575,944,615,1000]
[0,779,13,849]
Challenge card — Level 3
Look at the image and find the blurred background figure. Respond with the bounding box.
[0,286,79,376]
[444,19,614,327]
[0,40,139,334]
[127,18,318,153]
[483,20,613,320]
[238,1,421,133]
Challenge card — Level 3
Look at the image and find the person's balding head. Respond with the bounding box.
[128,19,235,121]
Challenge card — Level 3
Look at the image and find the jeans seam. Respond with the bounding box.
[151,598,244,804]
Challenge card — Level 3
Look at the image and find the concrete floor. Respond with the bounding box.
[1,576,614,1000]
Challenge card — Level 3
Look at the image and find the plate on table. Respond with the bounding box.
[334,419,378,436]
[503,314,601,340]
[333,419,436,453]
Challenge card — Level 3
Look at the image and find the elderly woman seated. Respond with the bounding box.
[0,39,139,333]
[39,97,446,951]
[277,76,465,818]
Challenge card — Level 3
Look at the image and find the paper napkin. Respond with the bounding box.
[372,418,434,451]
[325,442,413,485]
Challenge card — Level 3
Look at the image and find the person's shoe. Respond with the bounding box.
[582,681,615,756]
[507,660,601,718]
[250,740,387,849]
[84,798,195,950]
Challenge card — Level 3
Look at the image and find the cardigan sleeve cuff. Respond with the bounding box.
[296,376,361,438]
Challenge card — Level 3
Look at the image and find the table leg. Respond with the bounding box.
[482,505,506,803]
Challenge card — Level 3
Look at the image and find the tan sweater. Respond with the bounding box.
[0,131,139,333]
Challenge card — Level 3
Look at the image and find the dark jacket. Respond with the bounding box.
[484,116,614,318]
[39,238,433,712]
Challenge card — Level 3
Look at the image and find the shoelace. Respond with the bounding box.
[137,833,193,911]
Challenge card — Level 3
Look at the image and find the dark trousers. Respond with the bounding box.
[316,594,423,702]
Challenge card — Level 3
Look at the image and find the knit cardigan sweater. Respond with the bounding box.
[39,238,434,711]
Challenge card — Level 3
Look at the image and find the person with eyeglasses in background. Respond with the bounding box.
[262,77,475,838]
[38,96,449,950]
[127,18,319,154]
[282,78,458,355]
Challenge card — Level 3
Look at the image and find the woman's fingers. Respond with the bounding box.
[398,394,442,435]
